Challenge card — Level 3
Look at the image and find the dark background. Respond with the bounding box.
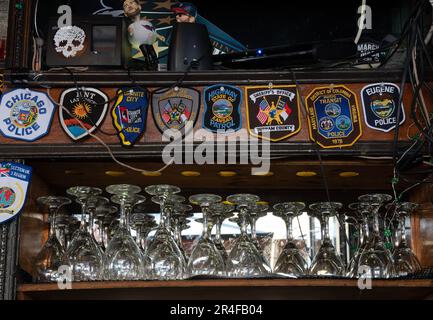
[36,0,411,48]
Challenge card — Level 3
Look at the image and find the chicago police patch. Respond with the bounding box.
[245,85,301,142]
[0,161,32,225]
[203,85,242,133]
[151,87,200,136]
[361,83,405,133]
[59,87,109,141]
[305,85,362,149]
[112,88,149,147]
[0,88,55,142]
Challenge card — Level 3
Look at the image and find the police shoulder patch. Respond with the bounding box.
[245,85,301,142]
[305,85,362,149]
[0,88,55,142]
[361,83,405,133]
[203,84,242,133]
[59,87,109,141]
[0,161,32,225]
[112,87,149,147]
[151,87,200,137]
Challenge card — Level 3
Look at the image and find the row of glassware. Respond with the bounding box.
[34,185,421,282]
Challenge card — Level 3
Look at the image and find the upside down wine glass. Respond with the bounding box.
[145,185,186,280]
[356,194,396,279]
[308,202,345,277]
[170,203,193,260]
[227,194,271,278]
[65,187,105,281]
[34,196,72,282]
[273,202,309,278]
[188,194,225,277]
[392,202,421,276]
[104,184,146,280]
[209,202,235,265]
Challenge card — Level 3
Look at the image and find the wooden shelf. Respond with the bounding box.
[17,279,433,300]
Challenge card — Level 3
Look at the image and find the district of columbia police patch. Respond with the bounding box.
[203,84,242,133]
[151,87,200,138]
[245,85,301,142]
[0,161,32,225]
[361,83,405,133]
[59,87,109,141]
[305,85,362,149]
[112,87,149,147]
[0,88,55,142]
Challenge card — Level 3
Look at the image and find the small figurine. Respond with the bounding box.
[123,0,165,46]
[171,2,198,23]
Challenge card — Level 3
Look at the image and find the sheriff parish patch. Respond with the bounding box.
[203,84,242,133]
[151,87,200,137]
[305,85,362,149]
[245,85,301,142]
[361,83,405,132]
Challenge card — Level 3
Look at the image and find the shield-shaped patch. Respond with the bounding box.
[361,83,405,133]
[0,161,32,225]
[245,85,301,142]
[151,87,200,137]
[203,84,242,133]
[305,85,362,149]
[112,87,149,147]
[59,87,109,141]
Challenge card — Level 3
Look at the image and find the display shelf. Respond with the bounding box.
[4,68,410,87]
[17,279,433,300]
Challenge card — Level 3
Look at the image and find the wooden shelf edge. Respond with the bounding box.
[18,278,433,292]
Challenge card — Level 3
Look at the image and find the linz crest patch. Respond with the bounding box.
[245,85,301,142]
[0,161,32,225]
[305,85,362,149]
[203,85,242,133]
[59,87,109,141]
[152,87,200,136]
[0,89,55,142]
[361,83,405,133]
[112,88,149,147]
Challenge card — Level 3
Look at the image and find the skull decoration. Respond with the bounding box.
[54,26,86,58]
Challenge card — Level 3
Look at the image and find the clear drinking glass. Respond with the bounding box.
[104,184,146,280]
[392,202,421,276]
[188,194,225,277]
[209,202,235,265]
[65,186,104,281]
[226,194,271,277]
[130,212,156,252]
[93,205,117,251]
[170,203,193,261]
[145,185,187,280]
[273,202,308,278]
[356,194,396,279]
[308,202,345,277]
[346,202,371,278]
[248,203,269,252]
[34,196,71,282]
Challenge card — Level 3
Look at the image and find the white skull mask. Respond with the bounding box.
[54,26,86,58]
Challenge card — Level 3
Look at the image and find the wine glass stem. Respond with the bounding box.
[202,206,210,239]
[240,213,248,236]
[48,205,58,237]
[251,217,257,240]
[399,213,407,245]
[215,217,222,243]
[361,217,369,244]
[372,213,380,236]
[286,216,294,241]
[80,202,87,229]
[320,216,331,242]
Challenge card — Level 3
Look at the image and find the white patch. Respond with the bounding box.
[54,26,86,58]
